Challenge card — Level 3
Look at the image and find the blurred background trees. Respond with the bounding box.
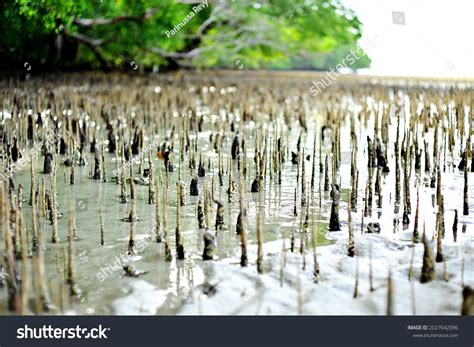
[0,0,370,71]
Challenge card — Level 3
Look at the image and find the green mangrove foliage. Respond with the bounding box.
[0,0,370,70]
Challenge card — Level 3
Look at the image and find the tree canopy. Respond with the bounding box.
[0,0,370,71]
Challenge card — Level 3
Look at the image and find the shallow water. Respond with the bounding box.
[7,132,334,314]
[0,72,473,315]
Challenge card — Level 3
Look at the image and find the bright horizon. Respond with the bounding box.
[342,0,474,78]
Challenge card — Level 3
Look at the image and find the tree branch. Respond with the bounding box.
[148,46,214,59]
[65,31,109,69]
[67,31,103,47]
[194,2,228,37]
[72,8,159,27]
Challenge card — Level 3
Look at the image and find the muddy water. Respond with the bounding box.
[1,72,473,315]
[6,127,333,314]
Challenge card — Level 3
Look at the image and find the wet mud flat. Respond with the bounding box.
[0,72,473,315]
